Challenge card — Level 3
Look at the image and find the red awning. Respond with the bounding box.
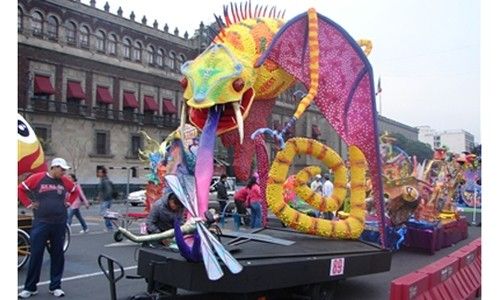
[123,91,139,108]
[34,75,55,95]
[67,81,86,99]
[96,86,113,104]
[143,95,159,111]
[162,98,177,114]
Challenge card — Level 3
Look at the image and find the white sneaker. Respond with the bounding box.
[18,290,38,298]
[49,289,65,297]
[79,229,89,234]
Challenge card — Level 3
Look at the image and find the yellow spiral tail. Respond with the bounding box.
[267,138,367,239]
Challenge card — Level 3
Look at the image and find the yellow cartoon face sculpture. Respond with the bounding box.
[18,113,46,176]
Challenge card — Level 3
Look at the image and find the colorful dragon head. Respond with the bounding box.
[18,113,47,176]
[182,43,257,141]
[181,14,294,146]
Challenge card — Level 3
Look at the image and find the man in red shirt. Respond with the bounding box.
[18,158,78,298]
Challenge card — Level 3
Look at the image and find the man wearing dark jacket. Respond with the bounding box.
[146,192,184,234]
[216,174,229,214]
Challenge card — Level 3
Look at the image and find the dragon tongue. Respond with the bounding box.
[194,107,222,217]
[232,101,244,144]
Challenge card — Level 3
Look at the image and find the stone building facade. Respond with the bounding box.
[18,0,197,188]
[18,0,417,190]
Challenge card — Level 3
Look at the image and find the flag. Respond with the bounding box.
[376,77,382,95]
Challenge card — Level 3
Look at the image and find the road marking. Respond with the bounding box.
[70,222,100,226]
[18,266,138,290]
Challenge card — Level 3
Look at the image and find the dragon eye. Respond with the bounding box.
[180,77,188,90]
[232,78,244,92]
[18,115,37,144]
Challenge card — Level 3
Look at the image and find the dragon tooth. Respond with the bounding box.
[232,101,244,144]
[180,102,186,143]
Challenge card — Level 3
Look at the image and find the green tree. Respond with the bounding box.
[390,133,434,162]
[471,144,481,156]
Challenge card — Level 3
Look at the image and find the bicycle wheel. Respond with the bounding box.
[63,223,71,252]
[46,224,71,254]
[18,229,30,269]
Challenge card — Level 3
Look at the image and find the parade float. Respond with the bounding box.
[119,3,392,297]
[361,133,472,254]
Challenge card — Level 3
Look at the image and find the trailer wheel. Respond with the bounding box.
[114,231,124,242]
[310,283,335,300]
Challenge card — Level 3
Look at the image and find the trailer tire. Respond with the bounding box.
[310,283,335,300]
[114,231,124,242]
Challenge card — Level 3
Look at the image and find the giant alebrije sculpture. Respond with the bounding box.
[18,113,47,176]
[121,2,387,279]
[182,3,385,242]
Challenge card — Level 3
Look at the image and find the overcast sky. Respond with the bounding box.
[89,0,480,141]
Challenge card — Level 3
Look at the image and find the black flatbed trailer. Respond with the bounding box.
[136,226,391,299]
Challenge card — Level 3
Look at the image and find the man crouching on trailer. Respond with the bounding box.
[145,192,185,245]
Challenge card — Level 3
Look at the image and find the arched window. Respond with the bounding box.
[156,49,164,67]
[133,41,142,62]
[79,25,89,48]
[108,34,117,55]
[147,46,155,65]
[47,16,58,39]
[65,21,77,44]
[177,54,186,70]
[123,38,131,59]
[96,30,105,52]
[18,8,23,31]
[31,11,43,36]
[167,51,176,70]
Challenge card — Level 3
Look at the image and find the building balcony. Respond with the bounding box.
[25,98,179,128]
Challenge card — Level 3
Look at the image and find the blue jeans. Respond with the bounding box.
[100,200,113,230]
[24,221,66,292]
[250,202,262,229]
[67,208,87,231]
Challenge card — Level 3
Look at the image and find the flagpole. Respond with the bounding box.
[378,92,382,116]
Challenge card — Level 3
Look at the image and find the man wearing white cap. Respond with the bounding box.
[18,158,78,298]
[310,174,323,194]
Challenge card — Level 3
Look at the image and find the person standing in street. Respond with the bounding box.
[96,166,114,232]
[216,174,229,215]
[246,176,263,228]
[322,174,335,219]
[67,173,90,233]
[18,158,78,298]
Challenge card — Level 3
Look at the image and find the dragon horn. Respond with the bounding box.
[262,5,268,17]
[235,2,242,22]
[281,9,286,19]
[223,5,232,26]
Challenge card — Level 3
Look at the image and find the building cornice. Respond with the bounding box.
[44,0,194,50]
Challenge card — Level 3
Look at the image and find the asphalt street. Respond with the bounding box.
[17,203,481,300]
